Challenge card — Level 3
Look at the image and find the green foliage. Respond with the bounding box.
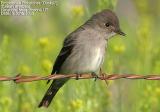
[0,0,160,112]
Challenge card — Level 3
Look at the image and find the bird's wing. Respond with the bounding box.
[40,35,75,106]
[47,36,74,83]
[51,27,85,75]
[51,38,74,75]
[39,27,85,107]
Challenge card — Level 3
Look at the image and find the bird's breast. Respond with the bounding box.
[60,40,106,74]
[88,47,103,71]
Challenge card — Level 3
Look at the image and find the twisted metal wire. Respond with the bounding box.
[0,73,160,83]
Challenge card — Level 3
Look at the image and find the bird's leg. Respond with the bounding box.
[91,72,99,81]
[99,68,109,86]
[76,73,82,80]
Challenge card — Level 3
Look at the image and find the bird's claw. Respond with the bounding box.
[99,68,109,86]
[76,74,82,80]
[91,72,99,81]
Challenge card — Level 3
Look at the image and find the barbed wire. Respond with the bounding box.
[0,73,160,83]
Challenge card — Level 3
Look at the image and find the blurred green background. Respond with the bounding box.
[0,0,160,112]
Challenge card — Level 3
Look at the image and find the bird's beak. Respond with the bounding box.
[115,29,126,36]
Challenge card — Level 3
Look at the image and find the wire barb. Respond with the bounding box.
[0,73,160,83]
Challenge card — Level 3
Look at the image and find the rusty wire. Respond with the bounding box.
[0,73,160,83]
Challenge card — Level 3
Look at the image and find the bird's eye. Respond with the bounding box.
[105,23,110,27]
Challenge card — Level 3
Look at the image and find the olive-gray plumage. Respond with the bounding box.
[38,9,125,108]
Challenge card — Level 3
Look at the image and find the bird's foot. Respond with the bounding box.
[91,72,99,81]
[76,74,82,80]
[99,68,110,86]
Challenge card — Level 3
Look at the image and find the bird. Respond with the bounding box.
[38,9,125,108]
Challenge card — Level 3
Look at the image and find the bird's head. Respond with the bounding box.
[87,9,125,40]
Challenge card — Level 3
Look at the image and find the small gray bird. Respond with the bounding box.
[38,9,125,108]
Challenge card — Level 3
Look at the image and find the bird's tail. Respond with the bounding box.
[38,79,68,108]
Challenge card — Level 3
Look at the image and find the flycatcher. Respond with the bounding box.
[38,9,125,108]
